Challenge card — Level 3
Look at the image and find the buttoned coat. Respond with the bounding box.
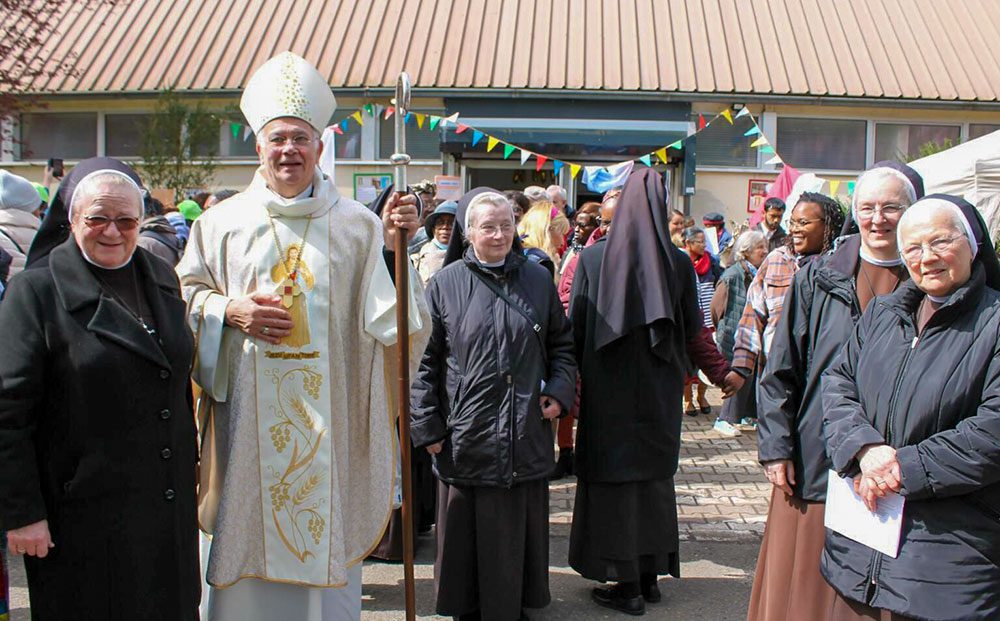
[0,238,199,621]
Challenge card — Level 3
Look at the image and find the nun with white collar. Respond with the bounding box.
[821,194,1000,620]
[0,165,200,620]
[750,161,924,621]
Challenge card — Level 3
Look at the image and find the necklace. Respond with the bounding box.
[96,265,157,337]
[267,213,313,309]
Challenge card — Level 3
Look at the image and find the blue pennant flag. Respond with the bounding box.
[743,126,761,137]
[404,112,413,125]
[472,130,484,146]
[639,154,652,167]
[552,160,564,176]
[340,119,349,132]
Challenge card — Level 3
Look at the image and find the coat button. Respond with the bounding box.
[159,369,170,380]
[164,489,176,501]
[159,409,172,420]
[161,448,172,459]
[512,471,519,478]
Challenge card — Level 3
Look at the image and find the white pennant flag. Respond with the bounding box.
[520,149,532,166]
[765,155,783,165]
[243,125,253,141]
[735,107,751,118]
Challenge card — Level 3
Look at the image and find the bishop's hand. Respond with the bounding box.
[225,292,294,345]
[382,192,420,249]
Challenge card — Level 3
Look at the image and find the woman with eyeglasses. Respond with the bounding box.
[821,195,1000,620]
[748,162,924,621]
[0,162,199,620]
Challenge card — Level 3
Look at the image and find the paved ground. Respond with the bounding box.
[7,390,768,620]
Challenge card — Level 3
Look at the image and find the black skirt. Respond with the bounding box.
[434,479,550,620]
[569,478,681,583]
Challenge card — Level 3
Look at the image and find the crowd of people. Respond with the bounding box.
[0,51,998,621]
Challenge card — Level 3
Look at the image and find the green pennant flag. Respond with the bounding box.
[503,143,516,159]
[759,146,775,154]
[429,115,441,131]
[231,122,241,139]
[847,181,856,195]
[364,103,374,116]
[669,140,683,149]
[639,154,652,167]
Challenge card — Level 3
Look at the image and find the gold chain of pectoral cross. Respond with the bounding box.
[268,213,313,281]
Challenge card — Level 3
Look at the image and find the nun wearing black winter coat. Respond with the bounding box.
[821,195,1000,621]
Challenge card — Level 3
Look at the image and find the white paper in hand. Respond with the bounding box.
[824,470,905,558]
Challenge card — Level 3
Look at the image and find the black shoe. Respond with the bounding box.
[591,585,645,616]
[549,448,575,480]
[641,581,661,603]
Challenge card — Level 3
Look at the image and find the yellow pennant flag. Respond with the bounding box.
[830,180,841,196]
[416,113,426,129]
[351,111,363,126]
[750,136,769,148]
[655,147,668,163]
[487,136,500,152]
[721,109,733,124]
[569,163,582,180]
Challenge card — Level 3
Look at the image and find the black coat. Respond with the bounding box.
[821,267,1000,620]
[569,240,731,483]
[410,247,576,487]
[757,235,900,500]
[0,239,199,621]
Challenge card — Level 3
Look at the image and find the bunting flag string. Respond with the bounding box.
[519,149,532,165]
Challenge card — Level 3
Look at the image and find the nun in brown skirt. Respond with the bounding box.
[749,161,924,621]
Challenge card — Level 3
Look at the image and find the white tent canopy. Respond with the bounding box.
[910,130,1000,241]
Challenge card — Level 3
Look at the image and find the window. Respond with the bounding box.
[970,124,1000,140]
[378,111,442,160]
[692,113,757,167]
[332,121,362,159]
[18,112,97,160]
[220,122,257,158]
[874,123,960,162]
[776,118,866,170]
[105,114,152,157]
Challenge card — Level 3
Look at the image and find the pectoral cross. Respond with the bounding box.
[278,272,301,308]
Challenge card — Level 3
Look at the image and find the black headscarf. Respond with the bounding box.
[840,160,925,237]
[26,157,145,268]
[594,168,682,357]
[918,193,1000,291]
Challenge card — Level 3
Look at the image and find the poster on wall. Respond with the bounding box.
[434,175,462,201]
[747,179,772,214]
[354,173,393,205]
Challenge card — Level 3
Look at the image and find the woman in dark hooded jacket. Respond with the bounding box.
[821,195,1000,621]
[410,189,576,621]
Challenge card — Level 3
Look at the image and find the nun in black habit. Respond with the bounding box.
[567,169,740,615]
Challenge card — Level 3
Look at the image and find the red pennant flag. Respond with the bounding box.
[455,123,470,134]
[332,125,344,135]
[698,114,707,130]
[535,155,548,172]
[383,106,395,120]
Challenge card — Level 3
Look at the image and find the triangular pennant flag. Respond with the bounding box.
[569,163,582,180]
[829,180,841,196]
[230,122,240,139]
[472,130,484,146]
[487,136,500,152]
[847,181,856,194]
[655,147,668,162]
[443,112,460,127]
[553,160,564,176]
[332,124,344,135]
[750,136,769,148]
[243,125,252,141]
[743,126,761,137]
[668,140,683,150]
[520,149,532,165]
[735,107,751,118]
[429,115,441,131]
[364,103,374,117]
[764,155,783,165]
[404,112,413,124]
[351,111,363,126]
[416,114,426,129]
[639,154,652,167]
[698,114,707,130]
[721,109,733,124]
[455,124,470,134]
[535,155,548,172]
[340,119,349,132]
[759,146,775,154]
[384,106,395,120]
[503,143,516,159]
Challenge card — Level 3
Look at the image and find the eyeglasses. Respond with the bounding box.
[477,223,515,236]
[856,203,904,219]
[901,235,965,262]
[82,215,140,231]
[788,218,820,229]
[267,135,316,148]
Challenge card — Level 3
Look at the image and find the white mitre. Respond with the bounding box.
[240,51,337,133]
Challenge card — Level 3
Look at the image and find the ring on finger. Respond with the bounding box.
[262,326,270,336]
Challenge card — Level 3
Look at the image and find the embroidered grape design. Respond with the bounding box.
[307,514,325,544]
[269,423,292,452]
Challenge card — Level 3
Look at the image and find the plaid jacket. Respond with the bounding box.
[731,245,800,371]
